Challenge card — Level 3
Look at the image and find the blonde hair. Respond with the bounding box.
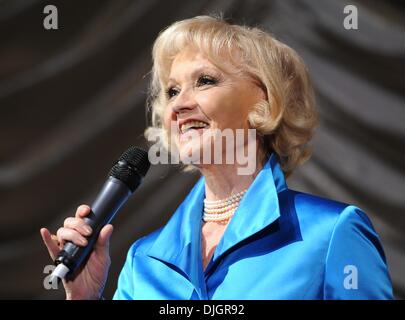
[145,15,318,178]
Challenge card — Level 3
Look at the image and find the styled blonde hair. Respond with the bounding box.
[145,15,318,178]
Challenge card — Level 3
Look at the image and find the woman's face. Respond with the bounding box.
[163,47,265,165]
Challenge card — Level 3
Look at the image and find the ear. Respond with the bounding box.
[250,77,268,102]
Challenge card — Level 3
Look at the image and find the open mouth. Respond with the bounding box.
[179,120,210,134]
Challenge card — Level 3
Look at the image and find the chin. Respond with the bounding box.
[178,144,204,165]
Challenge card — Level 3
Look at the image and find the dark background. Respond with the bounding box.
[0,0,404,299]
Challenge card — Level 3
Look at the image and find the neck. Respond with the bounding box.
[200,150,266,201]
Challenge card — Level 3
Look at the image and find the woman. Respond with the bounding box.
[40,16,393,299]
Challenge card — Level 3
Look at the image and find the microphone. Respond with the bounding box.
[50,146,150,281]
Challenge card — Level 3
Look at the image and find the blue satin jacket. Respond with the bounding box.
[113,154,393,299]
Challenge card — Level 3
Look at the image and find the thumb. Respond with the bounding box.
[94,224,113,254]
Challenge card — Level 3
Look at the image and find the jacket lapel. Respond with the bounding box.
[211,153,286,263]
[146,177,206,298]
[146,153,289,298]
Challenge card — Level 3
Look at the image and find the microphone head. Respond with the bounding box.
[109,146,150,191]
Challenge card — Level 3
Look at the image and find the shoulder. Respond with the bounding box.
[285,189,386,256]
[282,190,393,299]
[284,189,374,236]
[283,189,392,299]
[281,189,388,267]
[287,189,350,215]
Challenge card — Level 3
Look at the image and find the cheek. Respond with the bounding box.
[198,92,251,128]
[196,90,234,119]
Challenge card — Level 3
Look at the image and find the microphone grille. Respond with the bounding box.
[108,147,150,192]
[119,146,150,177]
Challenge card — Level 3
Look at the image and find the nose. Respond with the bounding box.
[171,89,198,118]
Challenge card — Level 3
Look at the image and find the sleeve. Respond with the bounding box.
[323,205,394,299]
[112,238,144,300]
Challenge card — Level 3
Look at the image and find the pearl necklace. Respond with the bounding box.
[203,189,247,222]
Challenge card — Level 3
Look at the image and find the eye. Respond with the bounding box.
[196,75,218,87]
[166,87,179,99]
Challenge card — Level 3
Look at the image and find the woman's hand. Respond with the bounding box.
[40,205,113,300]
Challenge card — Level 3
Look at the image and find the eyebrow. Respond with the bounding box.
[167,65,218,84]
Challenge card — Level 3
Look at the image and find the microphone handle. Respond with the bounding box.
[55,177,135,276]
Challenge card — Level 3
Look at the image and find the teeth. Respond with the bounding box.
[180,121,209,133]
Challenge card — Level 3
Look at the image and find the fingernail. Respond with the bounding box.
[80,238,88,245]
[84,226,92,234]
[78,205,90,212]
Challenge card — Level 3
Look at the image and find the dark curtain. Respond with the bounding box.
[0,0,404,299]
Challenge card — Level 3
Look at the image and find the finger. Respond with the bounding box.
[94,224,114,254]
[50,234,60,246]
[40,228,60,260]
[56,227,88,247]
[75,204,91,218]
[63,217,92,236]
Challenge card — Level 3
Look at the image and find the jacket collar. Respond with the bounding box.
[146,153,287,297]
